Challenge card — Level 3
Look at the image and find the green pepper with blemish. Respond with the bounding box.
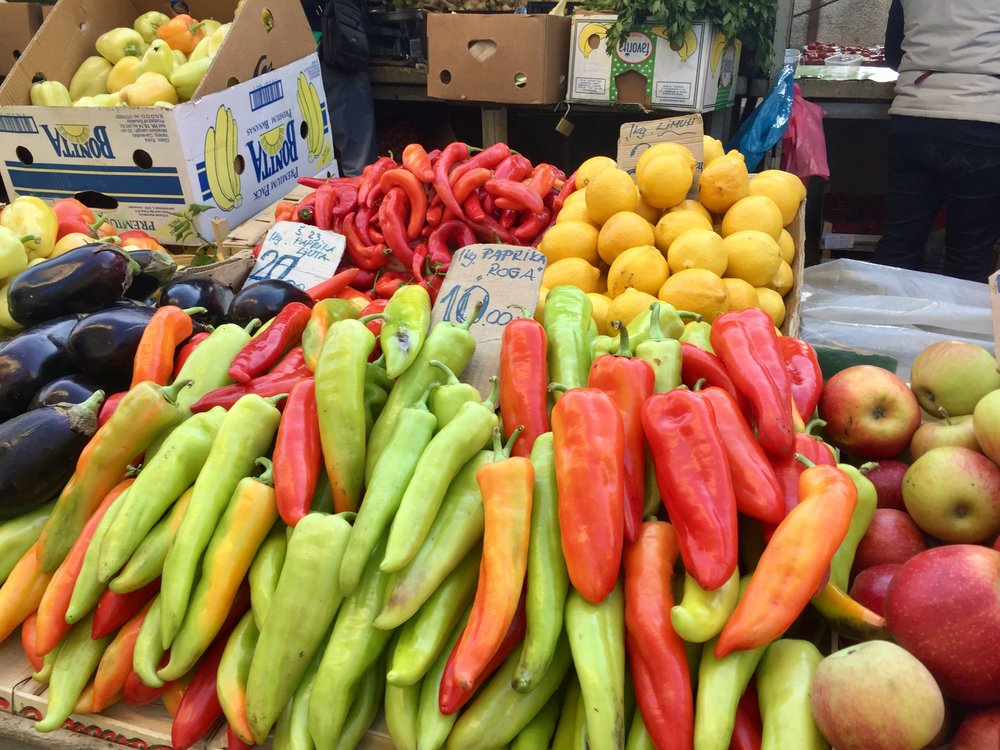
[382,284,432,378]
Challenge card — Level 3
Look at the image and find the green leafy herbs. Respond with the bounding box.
[168,204,219,266]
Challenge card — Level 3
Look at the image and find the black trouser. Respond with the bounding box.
[872,115,1000,283]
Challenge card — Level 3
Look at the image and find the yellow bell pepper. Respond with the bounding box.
[73,93,124,107]
[69,56,113,101]
[51,232,95,258]
[29,81,72,107]
[134,11,170,44]
[0,197,58,260]
[188,36,211,62]
[172,50,188,67]
[207,23,231,57]
[137,39,176,78]
[121,72,178,107]
[201,19,222,36]
[96,27,147,64]
[107,56,141,93]
[169,58,211,102]
[0,227,31,280]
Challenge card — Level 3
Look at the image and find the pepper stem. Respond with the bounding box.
[181,306,207,316]
[547,382,570,395]
[255,457,274,486]
[611,320,631,357]
[692,378,707,391]
[483,375,500,411]
[429,359,461,385]
[359,313,386,324]
[859,461,880,475]
[458,301,483,331]
[804,418,827,436]
[678,311,703,321]
[647,302,664,342]
[416,386,434,408]
[264,393,289,407]
[160,378,193,405]
[244,318,262,335]
[507,304,530,318]
[18,234,40,245]
[795,454,817,469]
[501,426,524,459]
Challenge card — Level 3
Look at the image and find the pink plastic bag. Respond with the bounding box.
[781,83,830,181]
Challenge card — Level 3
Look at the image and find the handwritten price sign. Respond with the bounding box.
[249,221,346,290]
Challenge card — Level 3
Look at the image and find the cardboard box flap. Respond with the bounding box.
[0,3,50,78]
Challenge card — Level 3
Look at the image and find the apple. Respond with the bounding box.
[973,388,1000,464]
[863,460,909,510]
[950,705,1000,750]
[809,640,945,750]
[909,414,980,459]
[852,509,928,576]
[902,446,1000,543]
[909,340,1000,417]
[884,544,1000,704]
[849,563,900,616]
[818,365,922,459]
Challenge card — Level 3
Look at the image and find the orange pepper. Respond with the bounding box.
[131,305,197,388]
[0,542,54,643]
[120,236,167,252]
[21,612,44,672]
[92,599,154,712]
[155,14,206,55]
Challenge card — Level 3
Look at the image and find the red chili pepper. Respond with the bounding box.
[485,179,545,215]
[98,391,127,428]
[354,205,375,244]
[552,388,625,605]
[267,346,307,375]
[359,156,397,207]
[439,589,526,715]
[189,367,309,412]
[314,184,335,230]
[449,142,510,183]
[293,204,315,225]
[52,198,99,239]
[343,212,391,272]
[710,309,795,458]
[777,337,823,421]
[730,683,763,750]
[274,378,322,527]
[513,208,552,244]
[425,203,444,228]
[527,164,557,197]
[432,141,470,219]
[21,613,43,672]
[494,154,533,182]
[90,579,160,641]
[462,192,487,221]
[123,654,171,705]
[367,216,385,245]
[498,208,518,229]
[679,342,751,417]
[642,389,739,591]
[499,316,549,459]
[374,271,409,299]
[588,327,655,543]
[228,726,254,750]
[451,167,493,205]
[307,268,360,302]
[402,143,435,183]
[427,220,476,259]
[170,637,227,750]
[380,169,428,240]
[172,331,211,380]
[273,200,295,223]
[552,171,577,214]
[228,302,312,383]
[468,214,517,245]
[296,177,327,189]
[337,286,374,303]
[624,521,693,750]
[379,187,416,266]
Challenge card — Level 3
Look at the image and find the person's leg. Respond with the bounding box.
[872,119,945,272]
[322,64,377,177]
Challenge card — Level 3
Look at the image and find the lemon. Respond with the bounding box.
[607,245,669,298]
[722,230,782,287]
[755,287,786,328]
[637,152,694,209]
[576,155,617,187]
[635,189,663,224]
[586,168,637,225]
[658,268,729,323]
[534,287,549,321]
[750,169,806,225]
[542,257,601,293]
[668,199,714,223]
[726,149,746,163]
[667,228,727,276]
[777,229,795,264]
[720,195,784,240]
[636,142,696,179]
[556,189,595,225]
[538,220,601,266]
[597,211,655,265]
[770,260,794,296]
[703,135,725,166]
[587,292,614,335]
[698,155,750,214]
[653,210,713,254]
[607,288,659,328]
[722,277,759,311]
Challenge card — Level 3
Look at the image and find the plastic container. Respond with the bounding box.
[824,52,863,79]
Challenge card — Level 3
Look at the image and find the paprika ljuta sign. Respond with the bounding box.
[431,244,548,398]
[249,221,346,290]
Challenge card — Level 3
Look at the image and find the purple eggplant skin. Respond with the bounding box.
[125,249,178,301]
[67,305,156,389]
[0,315,83,422]
[226,280,314,328]
[158,277,233,326]
[0,390,104,520]
[29,374,103,410]
[7,243,139,327]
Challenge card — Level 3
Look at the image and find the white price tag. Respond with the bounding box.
[248,221,346,290]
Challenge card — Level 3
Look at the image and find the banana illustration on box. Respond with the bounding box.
[650,26,698,63]
[204,104,243,212]
[296,72,325,162]
[578,22,609,59]
[710,31,727,72]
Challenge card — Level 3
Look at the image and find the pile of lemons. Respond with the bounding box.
[537,137,806,333]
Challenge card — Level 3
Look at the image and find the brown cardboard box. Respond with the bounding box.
[0,3,51,78]
[427,12,570,105]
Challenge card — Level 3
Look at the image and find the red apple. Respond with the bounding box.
[909,341,1000,417]
[818,365,921,459]
[849,563,901,616]
[884,545,1000,704]
[950,705,1000,750]
[909,414,980,459]
[852,509,928,577]
[864,460,909,510]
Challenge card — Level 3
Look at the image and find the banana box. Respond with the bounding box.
[0,3,51,79]
[568,12,740,112]
[0,0,335,245]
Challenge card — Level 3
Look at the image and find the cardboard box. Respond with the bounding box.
[427,13,570,105]
[0,3,51,79]
[567,11,739,112]
[0,0,335,245]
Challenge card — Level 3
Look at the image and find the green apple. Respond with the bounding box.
[909,414,980,459]
[973,388,1000,464]
[909,341,1000,417]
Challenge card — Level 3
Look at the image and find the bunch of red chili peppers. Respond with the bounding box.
[263,142,566,303]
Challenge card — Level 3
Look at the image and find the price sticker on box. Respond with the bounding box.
[431,244,548,398]
[248,221,346,290]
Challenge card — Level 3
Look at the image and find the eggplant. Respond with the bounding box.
[227,280,314,328]
[126,249,179,301]
[0,315,82,422]
[7,244,139,327]
[158,277,234,326]
[29,374,103,410]
[0,390,104,519]
[67,305,156,388]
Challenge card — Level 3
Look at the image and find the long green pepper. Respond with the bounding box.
[335,655,386,750]
[829,463,878,590]
[247,522,288,631]
[364,356,393,436]
[384,651,421,750]
[132,595,166,688]
[382,284,432,379]
[542,285,593,395]
[428,360,482,427]
[552,675,588,750]
[625,710,655,750]
[757,639,828,750]
[0,501,52,584]
[108,488,191,594]
[272,644,324,750]
[670,568,740,643]
[173,319,260,411]
[65,489,129,623]
[634,303,682,394]
[415,609,469,750]
[159,393,283,648]
[511,691,563,750]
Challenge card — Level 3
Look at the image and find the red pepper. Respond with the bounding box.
[766,423,838,535]
[462,191,487,221]
[710,309,795,457]
[351,268,377,291]
[52,198,100,239]
[402,143,435,182]
[697,386,785,525]
[360,156,397,208]
[374,271,409,299]
[172,331,211,380]
[552,388,625,605]
[379,186,416,266]
[293,204,315,225]
[359,298,388,338]
[777,337,823,421]
[588,326,655,543]
[427,220,476,259]
[451,168,493,206]
[307,268,360,302]
[425,203,444,228]
[468,214,517,245]
[354,205,375,244]
[273,200,295,223]
[527,163,557,197]
[552,171,577,214]
[679,342,751,416]
[624,521,693,750]
[494,154,533,182]
[131,305,198,388]
[343,211,391,272]
[485,179,545,215]
[121,236,167,252]
[449,142,510,184]
[21,613,43,672]
[730,683,763,750]
[513,208,552,244]
[123,654,170,705]
[432,141,470,219]
[92,600,155,713]
[267,346,307,375]
[642,389,738,591]
[98,391,127,428]
[91,578,160,640]
[189,367,309,412]
[228,726,254,750]
[337,286,374,303]
[498,208,518,229]
[228,302,312,383]
[499,316,549,459]
[274,378,322,527]
[439,589,527,715]
[381,168,428,240]
[170,636,227,750]
[314,184,335,230]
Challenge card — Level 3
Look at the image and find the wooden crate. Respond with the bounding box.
[220,184,314,259]
[783,199,806,337]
